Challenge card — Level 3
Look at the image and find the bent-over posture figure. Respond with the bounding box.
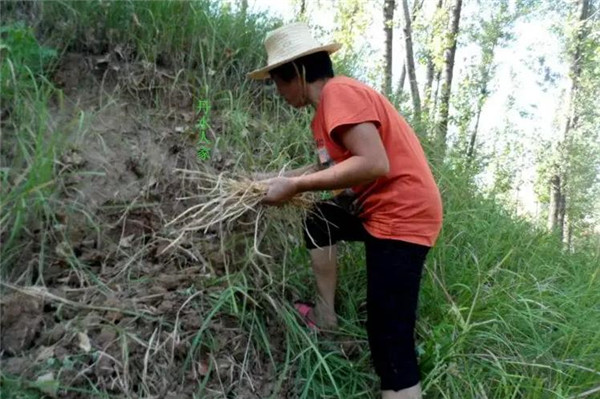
[247,23,443,399]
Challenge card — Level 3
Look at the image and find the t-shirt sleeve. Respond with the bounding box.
[321,83,382,147]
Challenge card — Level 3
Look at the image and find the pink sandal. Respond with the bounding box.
[294,301,319,331]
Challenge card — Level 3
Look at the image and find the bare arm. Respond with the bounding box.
[293,122,389,192]
[261,122,389,205]
[281,163,320,178]
[254,163,320,180]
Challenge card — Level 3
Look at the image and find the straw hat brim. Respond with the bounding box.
[247,42,341,80]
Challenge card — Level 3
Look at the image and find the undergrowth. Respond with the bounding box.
[0,1,598,398]
[0,22,61,274]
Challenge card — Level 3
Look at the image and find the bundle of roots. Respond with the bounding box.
[162,169,318,254]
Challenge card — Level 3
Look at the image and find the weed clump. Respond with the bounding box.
[162,168,316,253]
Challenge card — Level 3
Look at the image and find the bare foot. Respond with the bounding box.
[311,304,338,329]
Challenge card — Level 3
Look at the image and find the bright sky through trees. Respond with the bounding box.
[247,0,571,217]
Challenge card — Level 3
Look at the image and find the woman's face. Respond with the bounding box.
[272,75,306,108]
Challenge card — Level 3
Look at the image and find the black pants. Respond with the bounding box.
[303,200,429,391]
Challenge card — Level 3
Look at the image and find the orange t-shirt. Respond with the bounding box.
[310,76,443,247]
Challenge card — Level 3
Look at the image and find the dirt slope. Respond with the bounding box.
[1,53,289,398]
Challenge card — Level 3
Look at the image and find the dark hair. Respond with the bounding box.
[269,51,334,83]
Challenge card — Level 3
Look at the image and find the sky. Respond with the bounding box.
[244,0,569,218]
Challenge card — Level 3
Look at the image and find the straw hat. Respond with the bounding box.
[247,22,341,80]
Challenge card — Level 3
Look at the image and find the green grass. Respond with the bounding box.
[0,22,61,275]
[1,1,599,398]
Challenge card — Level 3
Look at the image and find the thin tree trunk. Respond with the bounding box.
[549,0,590,239]
[466,102,482,161]
[431,70,442,124]
[413,0,426,14]
[548,174,561,231]
[400,0,421,123]
[435,0,463,157]
[423,0,443,115]
[561,0,589,140]
[395,0,422,99]
[383,0,395,96]
[558,183,567,241]
[395,61,407,98]
[566,216,573,251]
[423,55,435,111]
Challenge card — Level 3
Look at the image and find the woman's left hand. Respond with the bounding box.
[261,177,299,205]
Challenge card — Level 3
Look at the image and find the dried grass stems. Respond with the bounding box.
[0,281,256,398]
[162,169,318,255]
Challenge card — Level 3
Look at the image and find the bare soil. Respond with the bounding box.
[1,53,292,398]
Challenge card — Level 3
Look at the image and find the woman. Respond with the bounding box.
[247,23,443,399]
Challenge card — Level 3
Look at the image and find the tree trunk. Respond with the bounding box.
[400,0,421,123]
[548,174,561,231]
[550,0,590,240]
[435,0,463,157]
[394,0,423,100]
[423,55,435,111]
[466,102,482,161]
[558,181,566,241]
[431,70,442,125]
[566,216,573,251]
[395,61,406,98]
[561,0,589,140]
[383,0,395,96]
[423,0,443,115]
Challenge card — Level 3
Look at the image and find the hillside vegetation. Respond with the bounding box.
[1,1,598,398]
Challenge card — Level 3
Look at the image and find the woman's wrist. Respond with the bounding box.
[291,176,306,194]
